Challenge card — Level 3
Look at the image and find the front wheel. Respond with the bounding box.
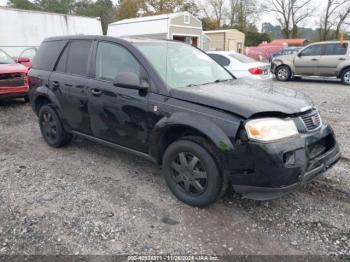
[39,105,72,148]
[341,69,350,85]
[275,65,291,81]
[162,138,223,207]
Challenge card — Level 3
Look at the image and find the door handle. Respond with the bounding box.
[311,58,318,61]
[339,58,346,61]
[91,88,102,96]
[52,81,60,88]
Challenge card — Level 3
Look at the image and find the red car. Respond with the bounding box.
[0,49,29,102]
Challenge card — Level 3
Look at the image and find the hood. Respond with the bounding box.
[0,63,28,74]
[169,79,314,118]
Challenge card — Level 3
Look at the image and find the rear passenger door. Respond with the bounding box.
[50,40,93,134]
[87,41,150,153]
[318,43,348,76]
[294,44,322,76]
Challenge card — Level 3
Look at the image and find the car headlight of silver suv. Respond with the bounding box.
[245,118,298,142]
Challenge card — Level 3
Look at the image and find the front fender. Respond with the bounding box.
[149,112,236,170]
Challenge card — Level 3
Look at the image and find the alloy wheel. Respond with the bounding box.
[41,111,57,141]
[344,71,350,85]
[278,67,289,80]
[170,152,208,195]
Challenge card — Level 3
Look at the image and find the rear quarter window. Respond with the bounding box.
[32,41,67,71]
[324,43,348,56]
[208,54,230,67]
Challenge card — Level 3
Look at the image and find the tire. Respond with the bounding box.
[275,65,291,81]
[162,137,223,207]
[341,68,350,85]
[38,105,72,148]
[24,96,29,103]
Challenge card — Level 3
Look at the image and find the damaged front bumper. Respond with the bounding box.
[230,124,341,200]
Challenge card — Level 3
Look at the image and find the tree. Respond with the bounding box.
[201,17,218,30]
[203,0,226,29]
[7,0,40,10]
[34,0,75,14]
[320,0,350,40]
[75,0,115,34]
[245,31,272,46]
[261,22,283,39]
[141,0,198,15]
[115,0,143,20]
[266,0,310,38]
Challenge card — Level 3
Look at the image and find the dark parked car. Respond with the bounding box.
[28,36,340,206]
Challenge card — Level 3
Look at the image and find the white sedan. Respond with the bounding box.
[207,51,272,80]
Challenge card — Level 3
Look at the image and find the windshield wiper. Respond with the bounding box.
[185,79,232,88]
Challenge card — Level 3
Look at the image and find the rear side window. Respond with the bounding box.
[95,42,141,81]
[66,40,92,76]
[32,41,66,70]
[208,54,230,67]
[324,43,348,56]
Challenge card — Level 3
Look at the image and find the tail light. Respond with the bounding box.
[248,68,263,75]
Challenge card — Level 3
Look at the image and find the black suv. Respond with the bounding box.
[28,36,341,206]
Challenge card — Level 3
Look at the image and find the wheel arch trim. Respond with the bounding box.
[149,112,235,164]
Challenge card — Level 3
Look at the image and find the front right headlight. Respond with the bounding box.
[245,118,298,142]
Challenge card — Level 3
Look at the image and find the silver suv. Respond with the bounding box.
[272,41,350,85]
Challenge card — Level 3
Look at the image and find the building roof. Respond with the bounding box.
[0,6,101,20]
[204,29,244,35]
[109,11,200,26]
[269,39,307,46]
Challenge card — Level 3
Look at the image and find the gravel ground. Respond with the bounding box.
[0,78,349,257]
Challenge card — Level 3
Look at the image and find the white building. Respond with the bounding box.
[107,12,208,49]
[0,7,102,56]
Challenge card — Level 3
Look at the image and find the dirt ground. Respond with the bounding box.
[0,78,349,257]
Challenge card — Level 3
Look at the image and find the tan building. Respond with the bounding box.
[107,12,205,49]
[204,29,245,53]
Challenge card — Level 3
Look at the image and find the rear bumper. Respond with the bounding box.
[229,124,341,200]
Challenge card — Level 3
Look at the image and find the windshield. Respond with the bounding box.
[229,52,256,63]
[135,42,233,88]
[0,50,15,64]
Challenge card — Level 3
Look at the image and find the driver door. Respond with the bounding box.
[87,41,151,153]
[294,44,323,76]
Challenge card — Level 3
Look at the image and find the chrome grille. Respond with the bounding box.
[300,111,322,131]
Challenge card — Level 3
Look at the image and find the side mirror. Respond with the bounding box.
[18,57,30,63]
[297,52,302,57]
[113,72,148,90]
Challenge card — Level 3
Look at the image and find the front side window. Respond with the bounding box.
[324,43,348,56]
[135,42,233,88]
[0,49,15,64]
[300,45,322,56]
[66,40,92,76]
[96,42,141,81]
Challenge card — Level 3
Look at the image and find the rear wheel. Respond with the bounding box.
[38,105,72,147]
[341,68,350,85]
[275,65,291,81]
[162,137,223,207]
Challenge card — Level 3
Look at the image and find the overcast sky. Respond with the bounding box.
[0,0,348,31]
